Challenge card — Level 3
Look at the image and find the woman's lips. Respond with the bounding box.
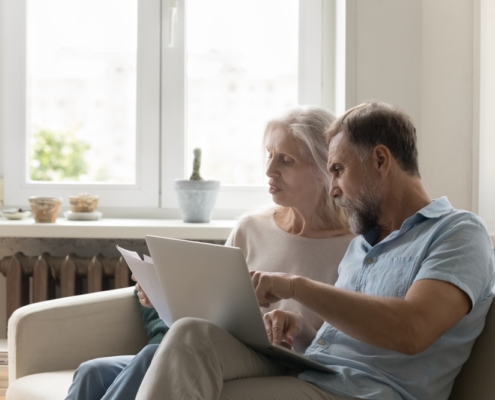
[269,185,281,194]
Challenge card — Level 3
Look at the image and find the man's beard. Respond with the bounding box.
[337,186,382,235]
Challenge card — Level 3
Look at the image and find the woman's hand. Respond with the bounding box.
[131,274,154,308]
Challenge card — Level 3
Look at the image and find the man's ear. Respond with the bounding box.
[371,145,392,176]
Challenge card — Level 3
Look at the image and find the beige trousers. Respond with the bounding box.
[135,318,356,400]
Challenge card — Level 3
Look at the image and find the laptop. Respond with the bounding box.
[145,235,335,373]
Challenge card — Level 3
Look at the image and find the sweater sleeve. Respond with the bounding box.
[134,289,169,344]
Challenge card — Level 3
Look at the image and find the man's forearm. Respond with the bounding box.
[291,276,469,355]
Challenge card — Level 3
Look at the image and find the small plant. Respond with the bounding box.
[189,148,203,181]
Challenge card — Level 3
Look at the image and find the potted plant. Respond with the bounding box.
[174,148,220,223]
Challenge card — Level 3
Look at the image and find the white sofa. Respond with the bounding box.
[6,286,495,400]
[6,287,148,400]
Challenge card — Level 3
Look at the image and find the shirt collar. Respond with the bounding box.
[361,196,454,247]
[416,196,454,219]
[399,196,454,232]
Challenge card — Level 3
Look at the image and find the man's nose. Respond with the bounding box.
[329,179,342,199]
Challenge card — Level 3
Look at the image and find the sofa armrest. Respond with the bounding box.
[8,287,148,381]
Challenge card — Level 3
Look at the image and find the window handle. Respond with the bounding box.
[168,2,178,47]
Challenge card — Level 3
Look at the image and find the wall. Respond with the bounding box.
[478,0,495,231]
[350,0,475,212]
[420,1,475,211]
[0,0,4,180]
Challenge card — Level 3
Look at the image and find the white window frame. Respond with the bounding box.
[1,0,160,208]
[160,0,337,213]
[1,0,338,217]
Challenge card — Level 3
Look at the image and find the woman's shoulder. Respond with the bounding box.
[234,206,276,230]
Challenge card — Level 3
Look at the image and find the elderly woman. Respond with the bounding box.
[66,106,353,400]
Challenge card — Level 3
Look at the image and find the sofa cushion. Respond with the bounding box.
[7,370,74,400]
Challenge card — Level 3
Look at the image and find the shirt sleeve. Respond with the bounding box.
[414,214,495,309]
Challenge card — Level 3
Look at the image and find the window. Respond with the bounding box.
[27,0,138,184]
[2,0,160,208]
[1,0,336,216]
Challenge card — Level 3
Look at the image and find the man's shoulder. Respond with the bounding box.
[435,207,490,236]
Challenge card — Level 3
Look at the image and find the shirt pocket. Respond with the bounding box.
[364,256,419,298]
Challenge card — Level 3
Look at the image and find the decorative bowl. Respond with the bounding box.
[0,208,31,220]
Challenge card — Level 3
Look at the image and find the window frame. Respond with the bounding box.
[160,0,337,212]
[2,0,161,208]
[1,0,337,216]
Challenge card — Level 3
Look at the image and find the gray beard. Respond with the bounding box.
[337,188,382,235]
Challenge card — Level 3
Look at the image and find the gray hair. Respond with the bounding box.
[325,101,420,177]
[263,106,348,230]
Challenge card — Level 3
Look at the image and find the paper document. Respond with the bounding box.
[116,245,173,326]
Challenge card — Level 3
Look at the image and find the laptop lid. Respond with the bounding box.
[145,235,270,348]
[145,235,335,373]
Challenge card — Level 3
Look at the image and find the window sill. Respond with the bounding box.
[0,217,236,240]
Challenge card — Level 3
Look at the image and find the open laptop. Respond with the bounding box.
[145,235,335,373]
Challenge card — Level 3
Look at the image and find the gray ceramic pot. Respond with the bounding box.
[174,180,220,223]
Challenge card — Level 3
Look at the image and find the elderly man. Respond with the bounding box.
[136,102,495,400]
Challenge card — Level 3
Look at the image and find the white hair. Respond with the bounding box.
[262,106,347,230]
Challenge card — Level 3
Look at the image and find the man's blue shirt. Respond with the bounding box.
[299,197,495,400]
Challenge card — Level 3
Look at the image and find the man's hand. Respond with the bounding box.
[131,274,154,308]
[264,309,302,348]
[250,271,296,307]
[263,309,318,351]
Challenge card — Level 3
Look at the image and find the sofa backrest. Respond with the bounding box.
[449,298,495,400]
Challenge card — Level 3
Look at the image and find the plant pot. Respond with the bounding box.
[28,196,63,223]
[174,180,220,223]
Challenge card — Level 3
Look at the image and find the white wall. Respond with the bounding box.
[420,0,475,211]
[478,0,495,231]
[0,0,4,180]
[349,0,476,212]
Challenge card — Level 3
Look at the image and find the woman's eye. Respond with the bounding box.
[330,166,341,176]
[283,158,293,165]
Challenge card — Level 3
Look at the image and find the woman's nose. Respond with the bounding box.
[265,159,279,177]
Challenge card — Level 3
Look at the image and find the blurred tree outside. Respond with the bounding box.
[30,129,91,181]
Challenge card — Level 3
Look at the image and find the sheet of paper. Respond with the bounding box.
[116,245,173,327]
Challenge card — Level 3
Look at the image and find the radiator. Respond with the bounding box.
[0,252,132,321]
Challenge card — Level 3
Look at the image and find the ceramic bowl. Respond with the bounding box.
[0,208,31,220]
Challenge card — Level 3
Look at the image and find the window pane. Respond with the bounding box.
[26,0,137,183]
[186,0,299,184]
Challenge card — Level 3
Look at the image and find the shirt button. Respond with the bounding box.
[318,340,326,346]
[365,258,373,265]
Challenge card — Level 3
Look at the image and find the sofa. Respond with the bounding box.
[5,286,495,400]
